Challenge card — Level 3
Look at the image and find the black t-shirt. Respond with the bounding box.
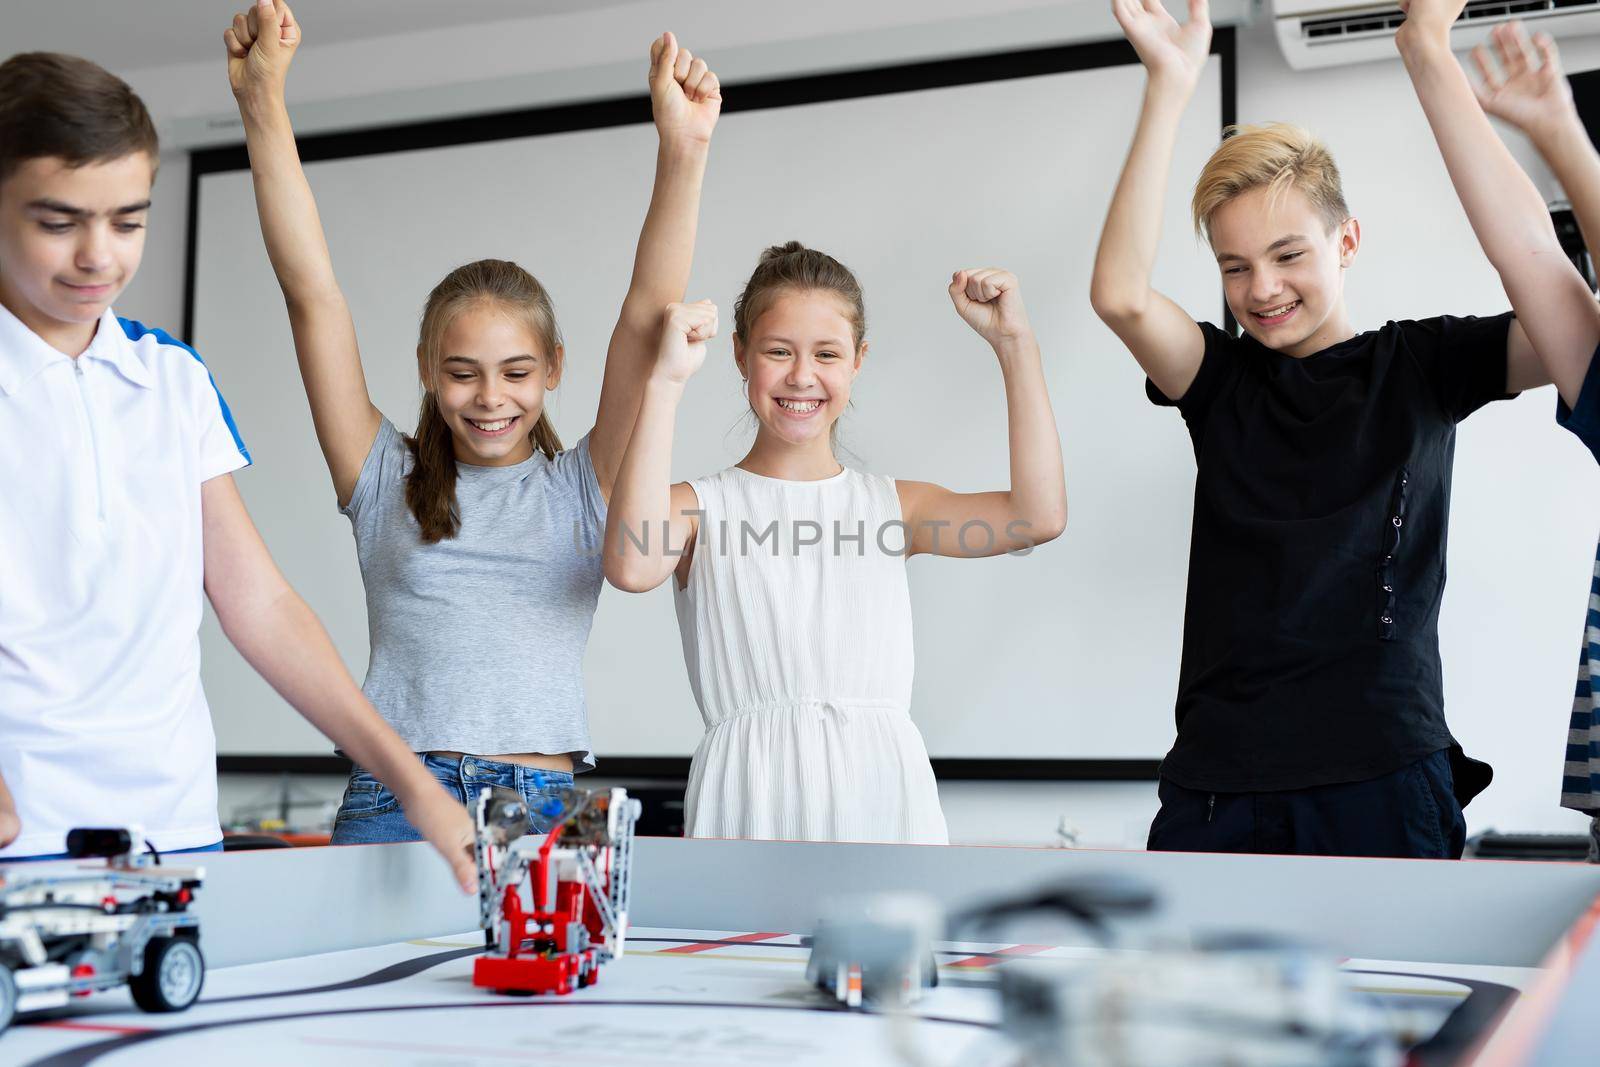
[1148,314,1514,792]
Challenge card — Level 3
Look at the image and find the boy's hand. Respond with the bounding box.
[1395,0,1466,48]
[649,32,722,145]
[1472,22,1579,145]
[403,789,479,894]
[225,0,300,101]
[0,807,19,849]
[949,269,1033,349]
[655,300,718,383]
[1112,0,1212,94]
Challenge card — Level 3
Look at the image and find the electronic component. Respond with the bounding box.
[957,877,1398,1067]
[472,785,641,995]
[998,935,1399,1067]
[806,892,941,1009]
[0,828,205,1037]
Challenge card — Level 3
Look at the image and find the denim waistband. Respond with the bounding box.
[418,752,573,793]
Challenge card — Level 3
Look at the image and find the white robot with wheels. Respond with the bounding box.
[0,828,207,1037]
[806,893,943,1009]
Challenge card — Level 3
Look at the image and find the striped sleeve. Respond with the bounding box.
[1562,543,1600,816]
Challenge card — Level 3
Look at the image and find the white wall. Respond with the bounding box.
[119,151,187,329]
[188,56,1229,764]
[103,8,1600,844]
[124,0,1247,147]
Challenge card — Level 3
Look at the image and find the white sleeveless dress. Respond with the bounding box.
[674,465,948,844]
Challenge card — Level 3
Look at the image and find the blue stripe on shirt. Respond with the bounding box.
[118,317,251,465]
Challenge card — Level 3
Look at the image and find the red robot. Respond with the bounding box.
[472,785,640,995]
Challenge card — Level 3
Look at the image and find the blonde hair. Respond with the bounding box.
[1191,123,1350,243]
[404,259,564,543]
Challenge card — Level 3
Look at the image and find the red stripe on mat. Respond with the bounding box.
[949,944,1055,969]
[27,1020,154,1034]
[658,932,788,954]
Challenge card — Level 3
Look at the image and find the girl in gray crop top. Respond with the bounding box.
[237,26,725,842]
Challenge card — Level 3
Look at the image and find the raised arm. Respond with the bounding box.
[588,34,721,499]
[898,270,1067,558]
[1471,21,1600,406]
[1089,0,1211,401]
[603,302,717,592]
[1396,0,1599,399]
[200,474,476,892]
[226,0,380,506]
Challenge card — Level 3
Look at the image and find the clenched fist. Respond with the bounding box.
[225,0,301,101]
[948,268,1033,348]
[650,32,722,145]
[655,300,719,384]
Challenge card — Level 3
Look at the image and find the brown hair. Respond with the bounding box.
[404,259,564,543]
[1191,123,1349,244]
[731,242,867,451]
[0,52,159,185]
[733,241,866,349]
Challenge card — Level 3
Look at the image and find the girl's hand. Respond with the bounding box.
[949,269,1032,348]
[0,806,19,849]
[1111,0,1211,95]
[649,32,722,145]
[225,0,300,102]
[656,300,719,383]
[1472,22,1580,144]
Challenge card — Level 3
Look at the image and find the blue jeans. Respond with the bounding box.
[1147,748,1466,858]
[330,753,574,845]
[5,840,224,863]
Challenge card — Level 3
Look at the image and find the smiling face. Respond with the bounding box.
[734,288,866,449]
[1209,184,1359,358]
[429,301,562,467]
[0,152,153,355]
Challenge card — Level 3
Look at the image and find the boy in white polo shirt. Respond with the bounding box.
[0,51,477,890]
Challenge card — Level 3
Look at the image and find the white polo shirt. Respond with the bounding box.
[0,303,250,857]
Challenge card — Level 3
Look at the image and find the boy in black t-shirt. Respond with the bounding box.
[1091,0,1587,857]
[1459,18,1600,859]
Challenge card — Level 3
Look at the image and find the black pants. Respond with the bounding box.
[1147,748,1466,859]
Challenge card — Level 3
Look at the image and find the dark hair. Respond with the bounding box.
[732,241,866,349]
[0,52,159,185]
[404,259,564,544]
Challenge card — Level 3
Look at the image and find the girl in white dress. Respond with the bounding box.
[604,244,1067,843]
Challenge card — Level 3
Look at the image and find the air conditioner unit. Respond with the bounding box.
[1275,0,1600,69]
